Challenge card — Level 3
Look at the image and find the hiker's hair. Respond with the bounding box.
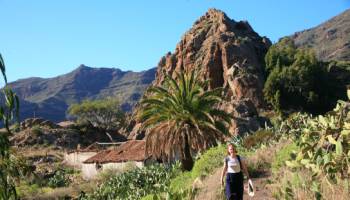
[227,143,237,155]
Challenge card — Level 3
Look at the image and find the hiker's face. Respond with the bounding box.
[228,146,235,154]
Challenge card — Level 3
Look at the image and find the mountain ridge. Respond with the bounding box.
[9,64,156,122]
[289,8,350,61]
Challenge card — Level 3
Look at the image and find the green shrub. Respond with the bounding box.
[31,125,42,136]
[271,142,298,173]
[16,182,39,197]
[141,194,154,200]
[47,170,70,188]
[142,189,195,200]
[169,171,193,193]
[191,144,226,178]
[242,129,274,149]
[84,164,178,200]
[169,144,226,194]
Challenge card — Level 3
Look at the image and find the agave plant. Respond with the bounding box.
[138,70,231,170]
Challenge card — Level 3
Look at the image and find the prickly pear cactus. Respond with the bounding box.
[285,100,350,181]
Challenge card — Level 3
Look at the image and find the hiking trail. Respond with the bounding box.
[194,167,274,200]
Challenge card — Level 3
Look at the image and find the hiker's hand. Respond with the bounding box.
[244,184,248,192]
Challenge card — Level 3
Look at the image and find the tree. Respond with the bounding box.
[264,37,296,75]
[263,39,347,114]
[68,98,125,140]
[0,53,24,199]
[138,70,231,170]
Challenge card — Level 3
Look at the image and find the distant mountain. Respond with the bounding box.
[9,65,156,122]
[289,9,350,61]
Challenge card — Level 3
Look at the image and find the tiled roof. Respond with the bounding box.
[83,140,145,164]
[67,142,102,154]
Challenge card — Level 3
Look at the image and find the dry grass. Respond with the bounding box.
[245,138,291,178]
[12,146,64,160]
[270,165,350,199]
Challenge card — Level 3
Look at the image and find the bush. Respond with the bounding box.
[84,164,178,200]
[16,182,39,197]
[242,129,274,149]
[169,144,227,195]
[272,168,350,200]
[271,142,298,173]
[31,125,43,136]
[191,144,226,178]
[285,100,350,181]
[47,170,70,188]
[169,171,193,193]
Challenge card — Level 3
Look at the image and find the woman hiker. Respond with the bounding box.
[221,143,251,200]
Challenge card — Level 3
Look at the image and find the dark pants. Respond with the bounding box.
[225,172,244,200]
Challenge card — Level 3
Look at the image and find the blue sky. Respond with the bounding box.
[0,0,349,82]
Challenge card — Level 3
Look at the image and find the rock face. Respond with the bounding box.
[155,9,270,108]
[129,9,271,137]
[290,8,350,62]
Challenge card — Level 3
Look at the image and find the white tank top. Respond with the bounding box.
[225,155,243,173]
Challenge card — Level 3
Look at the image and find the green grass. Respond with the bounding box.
[169,144,227,194]
[191,144,227,178]
[169,171,194,193]
[271,142,298,173]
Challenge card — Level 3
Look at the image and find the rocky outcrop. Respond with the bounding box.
[129,9,271,137]
[219,99,270,135]
[11,119,127,149]
[154,9,270,108]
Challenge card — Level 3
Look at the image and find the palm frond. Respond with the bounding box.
[140,69,232,163]
[0,54,7,84]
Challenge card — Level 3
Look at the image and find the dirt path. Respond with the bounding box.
[195,167,274,200]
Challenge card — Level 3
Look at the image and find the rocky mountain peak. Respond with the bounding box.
[195,8,232,26]
[129,9,272,137]
[74,64,91,71]
[155,9,271,108]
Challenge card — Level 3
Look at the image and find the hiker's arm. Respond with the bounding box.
[241,159,250,179]
[221,161,227,185]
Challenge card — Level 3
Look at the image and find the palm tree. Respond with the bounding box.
[138,70,231,170]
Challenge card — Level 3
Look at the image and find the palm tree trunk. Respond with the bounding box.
[181,132,194,171]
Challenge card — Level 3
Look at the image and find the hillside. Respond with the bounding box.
[289,8,350,61]
[8,65,156,122]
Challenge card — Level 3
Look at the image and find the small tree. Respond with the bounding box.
[68,98,125,140]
